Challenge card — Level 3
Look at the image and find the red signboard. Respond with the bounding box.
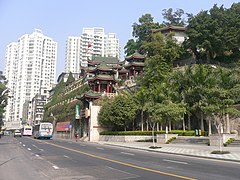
[55,122,70,132]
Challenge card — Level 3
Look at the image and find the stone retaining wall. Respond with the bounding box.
[209,134,237,146]
[156,134,178,144]
[99,135,152,142]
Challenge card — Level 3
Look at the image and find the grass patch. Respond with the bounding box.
[211,150,230,154]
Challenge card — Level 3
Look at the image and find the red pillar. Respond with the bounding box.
[109,85,111,93]
[98,84,100,92]
[106,84,109,93]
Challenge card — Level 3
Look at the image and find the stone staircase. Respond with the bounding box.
[171,136,209,145]
[79,136,89,141]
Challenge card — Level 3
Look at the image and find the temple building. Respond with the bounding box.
[124,51,146,80]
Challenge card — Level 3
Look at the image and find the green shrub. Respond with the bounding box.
[166,136,177,144]
[224,138,235,147]
[99,130,206,136]
[202,131,209,136]
[137,139,156,142]
[183,131,195,136]
[149,146,162,149]
[100,131,166,136]
[211,150,230,154]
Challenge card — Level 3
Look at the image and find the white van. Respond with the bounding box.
[14,129,22,137]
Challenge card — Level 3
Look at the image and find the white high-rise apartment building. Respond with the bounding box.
[64,27,120,72]
[64,36,81,73]
[104,33,120,58]
[4,29,57,128]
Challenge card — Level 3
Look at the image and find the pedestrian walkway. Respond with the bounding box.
[98,141,240,163]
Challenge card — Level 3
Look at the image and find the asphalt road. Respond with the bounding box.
[1,136,240,180]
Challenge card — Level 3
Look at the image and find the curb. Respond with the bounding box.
[101,143,240,163]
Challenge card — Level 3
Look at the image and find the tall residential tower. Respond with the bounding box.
[4,29,57,129]
[64,27,120,73]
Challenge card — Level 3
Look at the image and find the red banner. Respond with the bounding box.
[55,122,70,132]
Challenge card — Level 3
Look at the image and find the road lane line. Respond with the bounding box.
[35,154,40,157]
[96,147,104,150]
[163,159,188,165]
[107,166,140,177]
[121,152,135,156]
[19,142,22,144]
[27,148,31,151]
[42,141,196,180]
[64,155,70,158]
[32,144,37,147]
[23,144,25,147]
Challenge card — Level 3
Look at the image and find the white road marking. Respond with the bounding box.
[19,142,22,144]
[27,148,31,151]
[52,165,59,170]
[39,149,44,151]
[96,147,104,150]
[107,166,140,178]
[163,159,188,165]
[23,144,25,147]
[121,152,135,156]
[32,144,37,147]
[79,144,86,146]
[64,155,70,158]
[35,154,40,157]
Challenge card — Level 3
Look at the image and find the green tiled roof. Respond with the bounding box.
[124,62,145,67]
[85,90,102,97]
[76,90,102,99]
[87,62,114,72]
[125,51,145,60]
[92,56,119,64]
[97,61,111,70]
[87,74,116,82]
[88,67,95,71]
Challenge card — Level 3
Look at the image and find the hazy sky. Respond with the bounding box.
[0,0,238,79]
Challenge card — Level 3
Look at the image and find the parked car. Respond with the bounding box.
[14,130,22,137]
[4,131,11,136]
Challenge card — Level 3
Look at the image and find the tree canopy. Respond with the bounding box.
[98,94,137,131]
[185,3,240,64]
[162,8,187,26]
[140,32,183,88]
[124,14,162,56]
[0,71,7,129]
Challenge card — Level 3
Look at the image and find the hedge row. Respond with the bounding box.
[100,130,209,136]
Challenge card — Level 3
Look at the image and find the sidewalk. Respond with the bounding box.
[98,141,240,163]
